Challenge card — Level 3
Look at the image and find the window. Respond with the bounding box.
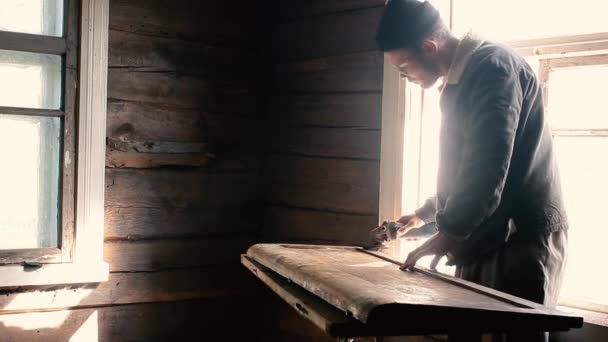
[540,57,608,312]
[0,0,109,286]
[379,0,608,314]
[0,0,69,261]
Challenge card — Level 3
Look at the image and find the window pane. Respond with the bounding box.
[0,49,61,109]
[0,114,61,249]
[453,0,608,41]
[0,0,64,37]
[547,65,608,130]
[554,137,608,306]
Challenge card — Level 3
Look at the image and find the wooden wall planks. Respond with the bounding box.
[274,7,384,62]
[264,1,384,250]
[269,93,382,129]
[278,0,385,20]
[262,6,386,339]
[0,0,272,341]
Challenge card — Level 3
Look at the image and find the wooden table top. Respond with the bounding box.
[243,243,583,337]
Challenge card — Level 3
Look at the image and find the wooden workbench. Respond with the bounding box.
[242,244,583,340]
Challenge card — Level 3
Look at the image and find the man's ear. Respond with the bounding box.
[421,39,439,57]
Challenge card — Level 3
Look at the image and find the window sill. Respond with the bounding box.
[0,262,109,288]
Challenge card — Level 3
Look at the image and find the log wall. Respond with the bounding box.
[260,1,386,340]
[0,1,272,340]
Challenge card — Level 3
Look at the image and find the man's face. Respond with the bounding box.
[385,46,442,89]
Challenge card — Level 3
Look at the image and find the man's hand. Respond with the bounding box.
[400,232,457,271]
[396,214,425,236]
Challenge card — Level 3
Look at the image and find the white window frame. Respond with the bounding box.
[0,0,109,287]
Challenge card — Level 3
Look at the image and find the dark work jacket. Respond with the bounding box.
[415,36,568,265]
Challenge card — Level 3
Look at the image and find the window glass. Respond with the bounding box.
[0,114,61,249]
[453,0,608,41]
[0,49,61,109]
[0,0,64,37]
[554,137,608,306]
[547,65,608,130]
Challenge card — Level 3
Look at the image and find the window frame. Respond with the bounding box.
[530,43,608,315]
[0,0,76,264]
[0,0,109,287]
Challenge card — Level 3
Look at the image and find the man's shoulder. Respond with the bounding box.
[464,41,532,82]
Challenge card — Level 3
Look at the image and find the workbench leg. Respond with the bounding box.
[375,337,384,342]
[336,338,354,342]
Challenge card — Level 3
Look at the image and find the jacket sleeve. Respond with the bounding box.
[415,196,437,223]
[435,61,523,239]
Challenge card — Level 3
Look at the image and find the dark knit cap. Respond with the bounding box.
[376,0,441,51]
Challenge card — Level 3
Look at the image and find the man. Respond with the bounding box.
[376,1,569,341]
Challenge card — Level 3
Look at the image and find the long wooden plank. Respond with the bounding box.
[264,206,377,246]
[279,0,385,19]
[275,7,383,62]
[105,168,261,209]
[106,100,204,142]
[105,206,260,240]
[0,297,260,341]
[269,127,381,159]
[108,29,262,80]
[265,156,380,215]
[107,69,259,114]
[106,101,259,144]
[109,0,265,44]
[277,51,383,72]
[106,150,211,168]
[0,267,254,314]
[247,244,583,334]
[270,93,382,129]
[275,66,383,93]
[242,256,366,336]
[104,237,253,272]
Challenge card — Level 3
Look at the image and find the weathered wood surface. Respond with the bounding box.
[264,206,377,245]
[246,244,583,334]
[107,69,260,114]
[242,255,366,336]
[109,0,265,44]
[265,155,379,215]
[105,206,260,240]
[106,150,212,168]
[279,0,386,19]
[104,237,253,272]
[269,127,381,160]
[0,267,254,314]
[275,7,384,62]
[0,297,260,342]
[270,93,382,129]
[109,29,262,80]
[274,51,384,93]
[105,168,261,209]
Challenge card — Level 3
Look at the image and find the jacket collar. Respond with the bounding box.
[446,31,485,85]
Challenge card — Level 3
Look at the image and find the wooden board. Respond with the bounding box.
[269,93,382,130]
[105,206,260,240]
[105,168,261,209]
[274,7,383,62]
[245,244,583,336]
[104,236,253,272]
[263,206,377,245]
[269,127,381,160]
[265,156,380,215]
[279,0,385,19]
